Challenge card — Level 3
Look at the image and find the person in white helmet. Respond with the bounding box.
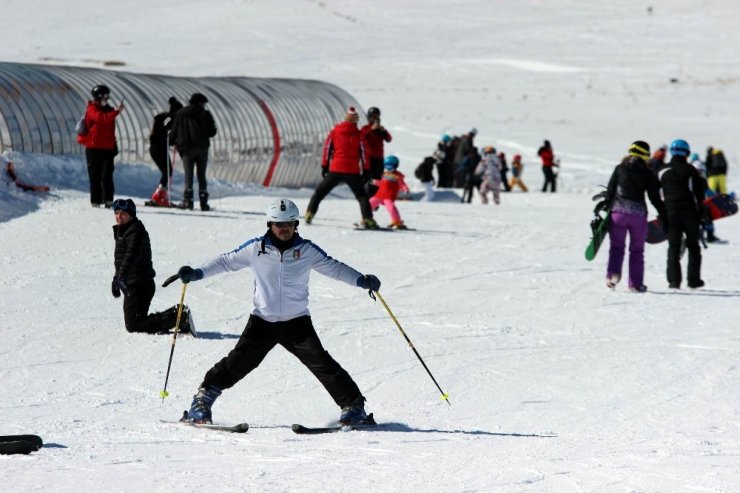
[167,198,381,426]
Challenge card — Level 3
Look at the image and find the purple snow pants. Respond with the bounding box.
[606,211,648,289]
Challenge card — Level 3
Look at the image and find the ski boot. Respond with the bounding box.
[361,218,380,230]
[181,385,222,424]
[389,220,408,230]
[629,285,648,293]
[199,191,210,212]
[339,396,368,425]
[150,185,171,207]
[177,306,198,337]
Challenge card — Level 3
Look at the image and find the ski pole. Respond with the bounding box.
[373,290,451,406]
[159,282,188,402]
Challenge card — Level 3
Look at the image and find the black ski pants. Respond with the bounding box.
[122,279,177,334]
[666,210,702,287]
[201,315,364,408]
[86,148,116,205]
[306,172,374,221]
[150,145,173,188]
[541,165,556,192]
[365,157,384,196]
[181,147,209,195]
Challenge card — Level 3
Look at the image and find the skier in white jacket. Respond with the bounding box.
[169,198,381,426]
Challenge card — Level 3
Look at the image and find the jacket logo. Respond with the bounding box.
[293,249,301,260]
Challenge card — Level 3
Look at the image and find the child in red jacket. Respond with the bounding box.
[370,155,410,229]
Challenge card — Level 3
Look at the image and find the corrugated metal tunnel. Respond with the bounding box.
[0,62,364,188]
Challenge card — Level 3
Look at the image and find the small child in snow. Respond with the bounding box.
[509,154,528,191]
[476,146,501,204]
[370,155,410,229]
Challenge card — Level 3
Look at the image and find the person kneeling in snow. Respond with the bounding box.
[168,198,380,426]
[111,199,195,335]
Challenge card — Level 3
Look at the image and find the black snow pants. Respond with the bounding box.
[200,315,364,408]
[666,210,702,287]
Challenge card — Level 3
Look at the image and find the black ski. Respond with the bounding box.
[352,223,415,232]
[292,414,377,435]
[0,434,43,455]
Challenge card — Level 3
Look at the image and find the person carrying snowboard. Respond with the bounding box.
[169,198,381,426]
[604,141,667,292]
[370,155,410,229]
[658,139,707,289]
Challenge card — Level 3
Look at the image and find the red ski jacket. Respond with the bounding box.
[78,101,119,150]
[360,124,392,160]
[322,121,368,174]
[538,147,554,167]
[372,170,409,201]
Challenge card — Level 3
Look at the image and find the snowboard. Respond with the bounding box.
[704,193,738,220]
[0,434,43,455]
[584,209,611,261]
[646,217,667,244]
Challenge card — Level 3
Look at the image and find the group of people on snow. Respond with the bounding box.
[77,85,217,211]
[602,138,729,293]
[414,134,562,204]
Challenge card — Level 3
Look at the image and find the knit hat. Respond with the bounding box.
[628,140,651,160]
[112,198,136,218]
[344,106,359,123]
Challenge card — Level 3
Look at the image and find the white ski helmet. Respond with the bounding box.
[266,198,300,225]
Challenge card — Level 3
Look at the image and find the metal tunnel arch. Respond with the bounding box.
[0,62,365,188]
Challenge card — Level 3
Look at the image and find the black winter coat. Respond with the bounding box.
[113,219,156,286]
[658,156,706,214]
[607,156,666,218]
[169,104,217,152]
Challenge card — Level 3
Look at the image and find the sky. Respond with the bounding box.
[2,1,740,492]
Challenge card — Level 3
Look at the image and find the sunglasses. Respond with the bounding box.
[273,221,297,228]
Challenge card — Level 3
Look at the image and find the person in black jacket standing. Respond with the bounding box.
[148,97,183,206]
[169,93,217,211]
[112,199,195,335]
[657,139,706,289]
[604,141,667,292]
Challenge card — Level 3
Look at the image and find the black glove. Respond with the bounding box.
[111,276,121,298]
[362,171,371,184]
[356,274,381,292]
[321,166,329,178]
[117,276,130,296]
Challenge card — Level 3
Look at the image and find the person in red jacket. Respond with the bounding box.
[77,84,125,207]
[305,107,378,229]
[360,106,392,196]
[370,155,409,229]
[538,139,557,192]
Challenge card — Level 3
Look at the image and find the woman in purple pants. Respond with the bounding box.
[605,141,668,292]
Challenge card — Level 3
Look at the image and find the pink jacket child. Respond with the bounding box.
[370,155,409,229]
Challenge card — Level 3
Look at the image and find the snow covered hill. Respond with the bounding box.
[2,1,740,491]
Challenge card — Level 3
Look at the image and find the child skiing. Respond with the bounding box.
[370,155,410,229]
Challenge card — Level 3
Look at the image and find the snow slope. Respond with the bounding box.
[2,1,740,492]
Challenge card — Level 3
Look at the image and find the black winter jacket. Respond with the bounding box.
[169,104,217,152]
[658,156,706,214]
[113,219,156,286]
[607,156,667,219]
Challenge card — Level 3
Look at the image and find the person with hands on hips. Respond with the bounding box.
[167,198,380,426]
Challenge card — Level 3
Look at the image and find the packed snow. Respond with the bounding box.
[2,1,740,491]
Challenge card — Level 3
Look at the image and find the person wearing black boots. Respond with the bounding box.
[112,199,196,335]
[169,93,217,211]
[657,139,707,289]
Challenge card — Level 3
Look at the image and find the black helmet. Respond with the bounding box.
[367,106,381,118]
[189,93,208,105]
[91,85,110,99]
